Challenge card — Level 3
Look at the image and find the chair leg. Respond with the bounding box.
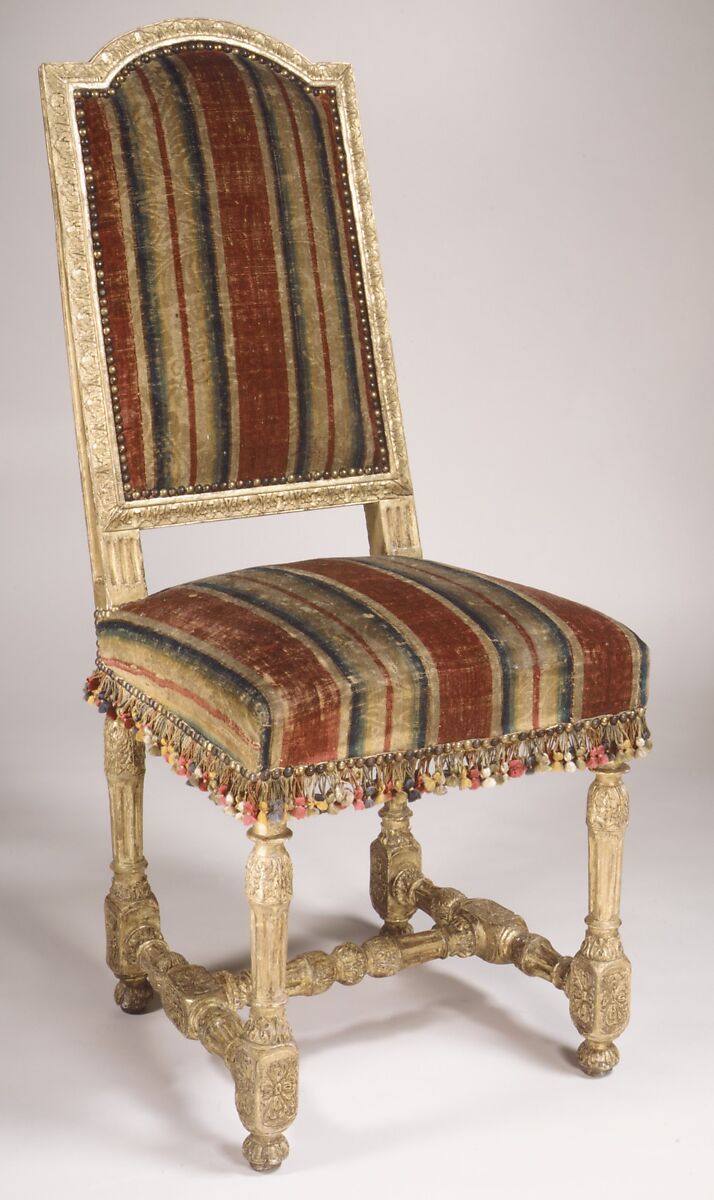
[369,789,422,934]
[568,762,631,1075]
[103,719,159,1014]
[234,816,298,1172]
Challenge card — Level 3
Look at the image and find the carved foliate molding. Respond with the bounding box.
[243,1011,294,1047]
[104,718,145,777]
[245,852,293,907]
[587,769,630,833]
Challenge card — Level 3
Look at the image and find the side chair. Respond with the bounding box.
[40,19,651,1173]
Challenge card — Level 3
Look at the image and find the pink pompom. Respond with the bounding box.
[508,759,526,778]
[586,745,609,769]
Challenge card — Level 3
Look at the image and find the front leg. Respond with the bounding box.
[233,815,298,1172]
[104,718,160,1013]
[568,762,631,1075]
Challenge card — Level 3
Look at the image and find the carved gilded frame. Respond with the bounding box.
[40,18,421,609]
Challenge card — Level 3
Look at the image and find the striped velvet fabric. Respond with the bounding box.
[95,557,649,774]
[76,45,387,500]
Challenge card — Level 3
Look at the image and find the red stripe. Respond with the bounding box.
[126,587,343,765]
[317,95,381,457]
[102,657,259,752]
[275,76,336,470]
[135,68,198,485]
[181,52,292,482]
[511,584,635,716]
[302,559,495,741]
[83,99,147,490]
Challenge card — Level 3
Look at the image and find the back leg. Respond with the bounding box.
[103,718,160,1013]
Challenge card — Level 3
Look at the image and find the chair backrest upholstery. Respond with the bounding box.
[40,21,419,608]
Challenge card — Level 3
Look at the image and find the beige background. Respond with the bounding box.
[2,1,712,1196]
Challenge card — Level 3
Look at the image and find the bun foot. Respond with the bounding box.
[242,1134,289,1172]
[577,1038,620,1076]
[114,977,153,1014]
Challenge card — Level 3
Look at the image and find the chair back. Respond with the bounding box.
[41,20,419,607]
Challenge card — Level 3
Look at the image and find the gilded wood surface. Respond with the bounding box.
[104,720,159,1011]
[369,790,422,933]
[105,761,637,1170]
[567,763,631,1075]
[235,818,298,1171]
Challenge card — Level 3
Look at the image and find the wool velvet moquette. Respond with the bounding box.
[87,556,649,824]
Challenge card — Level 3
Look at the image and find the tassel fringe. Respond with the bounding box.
[85,664,652,828]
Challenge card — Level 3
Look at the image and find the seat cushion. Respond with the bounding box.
[87,557,650,824]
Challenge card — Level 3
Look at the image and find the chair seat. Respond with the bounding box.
[87,556,650,823]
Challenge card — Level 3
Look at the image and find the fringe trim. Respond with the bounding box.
[85,664,652,828]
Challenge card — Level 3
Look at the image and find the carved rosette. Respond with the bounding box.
[231,1044,298,1134]
[568,957,631,1041]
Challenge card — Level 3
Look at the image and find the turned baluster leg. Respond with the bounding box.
[104,719,160,1014]
[568,762,631,1076]
[234,816,298,1172]
[370,789,422,934]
